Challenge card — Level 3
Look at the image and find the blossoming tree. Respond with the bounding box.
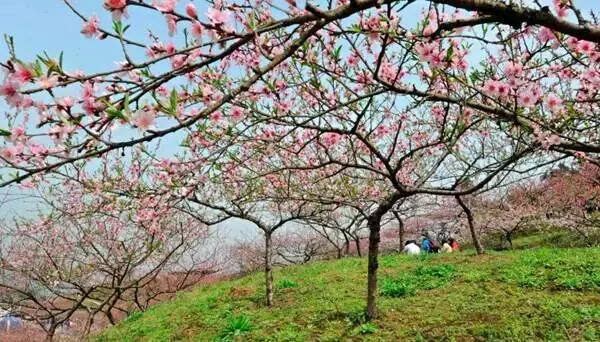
[1,0,599,320]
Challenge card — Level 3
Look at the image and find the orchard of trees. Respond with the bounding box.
[0,0,599,340]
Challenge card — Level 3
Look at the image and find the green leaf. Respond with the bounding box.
[169,89,178,114]
[333,45,342,60]
[445,45,454,62]
[122,93,130,112]
[106,107,126,120]
[0,128,11,137]
[113,20,123,35]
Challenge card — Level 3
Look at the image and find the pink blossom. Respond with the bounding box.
[545,94,563,113]
[104,0,128,20]
[104,0,126,10]
[0,145,20,161]
[518,87,540,108]
[153,0,178,12]
[431,105,445,123]
[81,15,101,38]
[538,27,555,44]
[191,21,203,38]
[378,61,403,84]
[321,132,341,147]
[132,109,156,130]
[415,42,443,67]
[28,143,48,156]
[576,40,595,56]
[504,62,523,79]
[13,64,33,84]
[38,75,59,89]
[276,101,292,114]
[10,126,26,142]
[57,97,75,109]
[552,0,568,18]
[210,110,223,122]
[542,134,562,149]
[171,55,187,69]
[230,105,245,121]
[483,79,498,95]
[186,3,198,19]
[165,14,178,36]
[206,7,229,25]
[49,125,75,142]
[347,53,359,67]
[0,78,20,98]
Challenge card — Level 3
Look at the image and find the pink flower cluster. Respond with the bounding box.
[321,132,342,147]
[104,0,127,20]
[81,16,101,38]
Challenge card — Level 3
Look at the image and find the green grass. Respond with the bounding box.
[96,247,600,341]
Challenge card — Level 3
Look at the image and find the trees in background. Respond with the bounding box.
[0,179,217,340]
[478,162,600,247]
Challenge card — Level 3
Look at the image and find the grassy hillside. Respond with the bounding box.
[96,247,600,341]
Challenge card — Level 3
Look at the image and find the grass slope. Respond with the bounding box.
[97,247,600,341]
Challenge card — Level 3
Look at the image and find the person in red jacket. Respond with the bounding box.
[449,238,460,251]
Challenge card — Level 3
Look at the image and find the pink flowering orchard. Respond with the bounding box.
[0,171,217,340]
[1,0,599,322]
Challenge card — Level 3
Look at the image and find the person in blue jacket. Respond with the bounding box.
[421,236,432,253]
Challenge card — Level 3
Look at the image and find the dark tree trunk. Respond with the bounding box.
[264,231,274,307]
[354,237,362,257]
[106,308,117,325]
[506,231,513,249]
[45,324,57,342]
[456,195,484,255]
[342,231,351,256]
[366,215,382,320]
[83,314,95,337]
[393,211,404,252]
[365,193,401,320]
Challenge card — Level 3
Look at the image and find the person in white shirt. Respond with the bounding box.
[402,240,421,255]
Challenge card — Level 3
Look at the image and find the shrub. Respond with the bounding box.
[380,278,416,297]
[345,309,368,325]
[219,315,252,340]
[355,322,378,335]
[380,264,456,297]
[276,279,298,289]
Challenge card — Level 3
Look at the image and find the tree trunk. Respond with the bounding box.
[506,231,513,249]
[455,195,484,255]
[366,215,381,320]
[83,314,95,337]
[342,232,351,256]
[393,211,404,252]
[45,325,56,342]
[354,237,362,257]
[264,231,274,307]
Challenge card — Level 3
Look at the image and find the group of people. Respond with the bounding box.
[402,236,460,255]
